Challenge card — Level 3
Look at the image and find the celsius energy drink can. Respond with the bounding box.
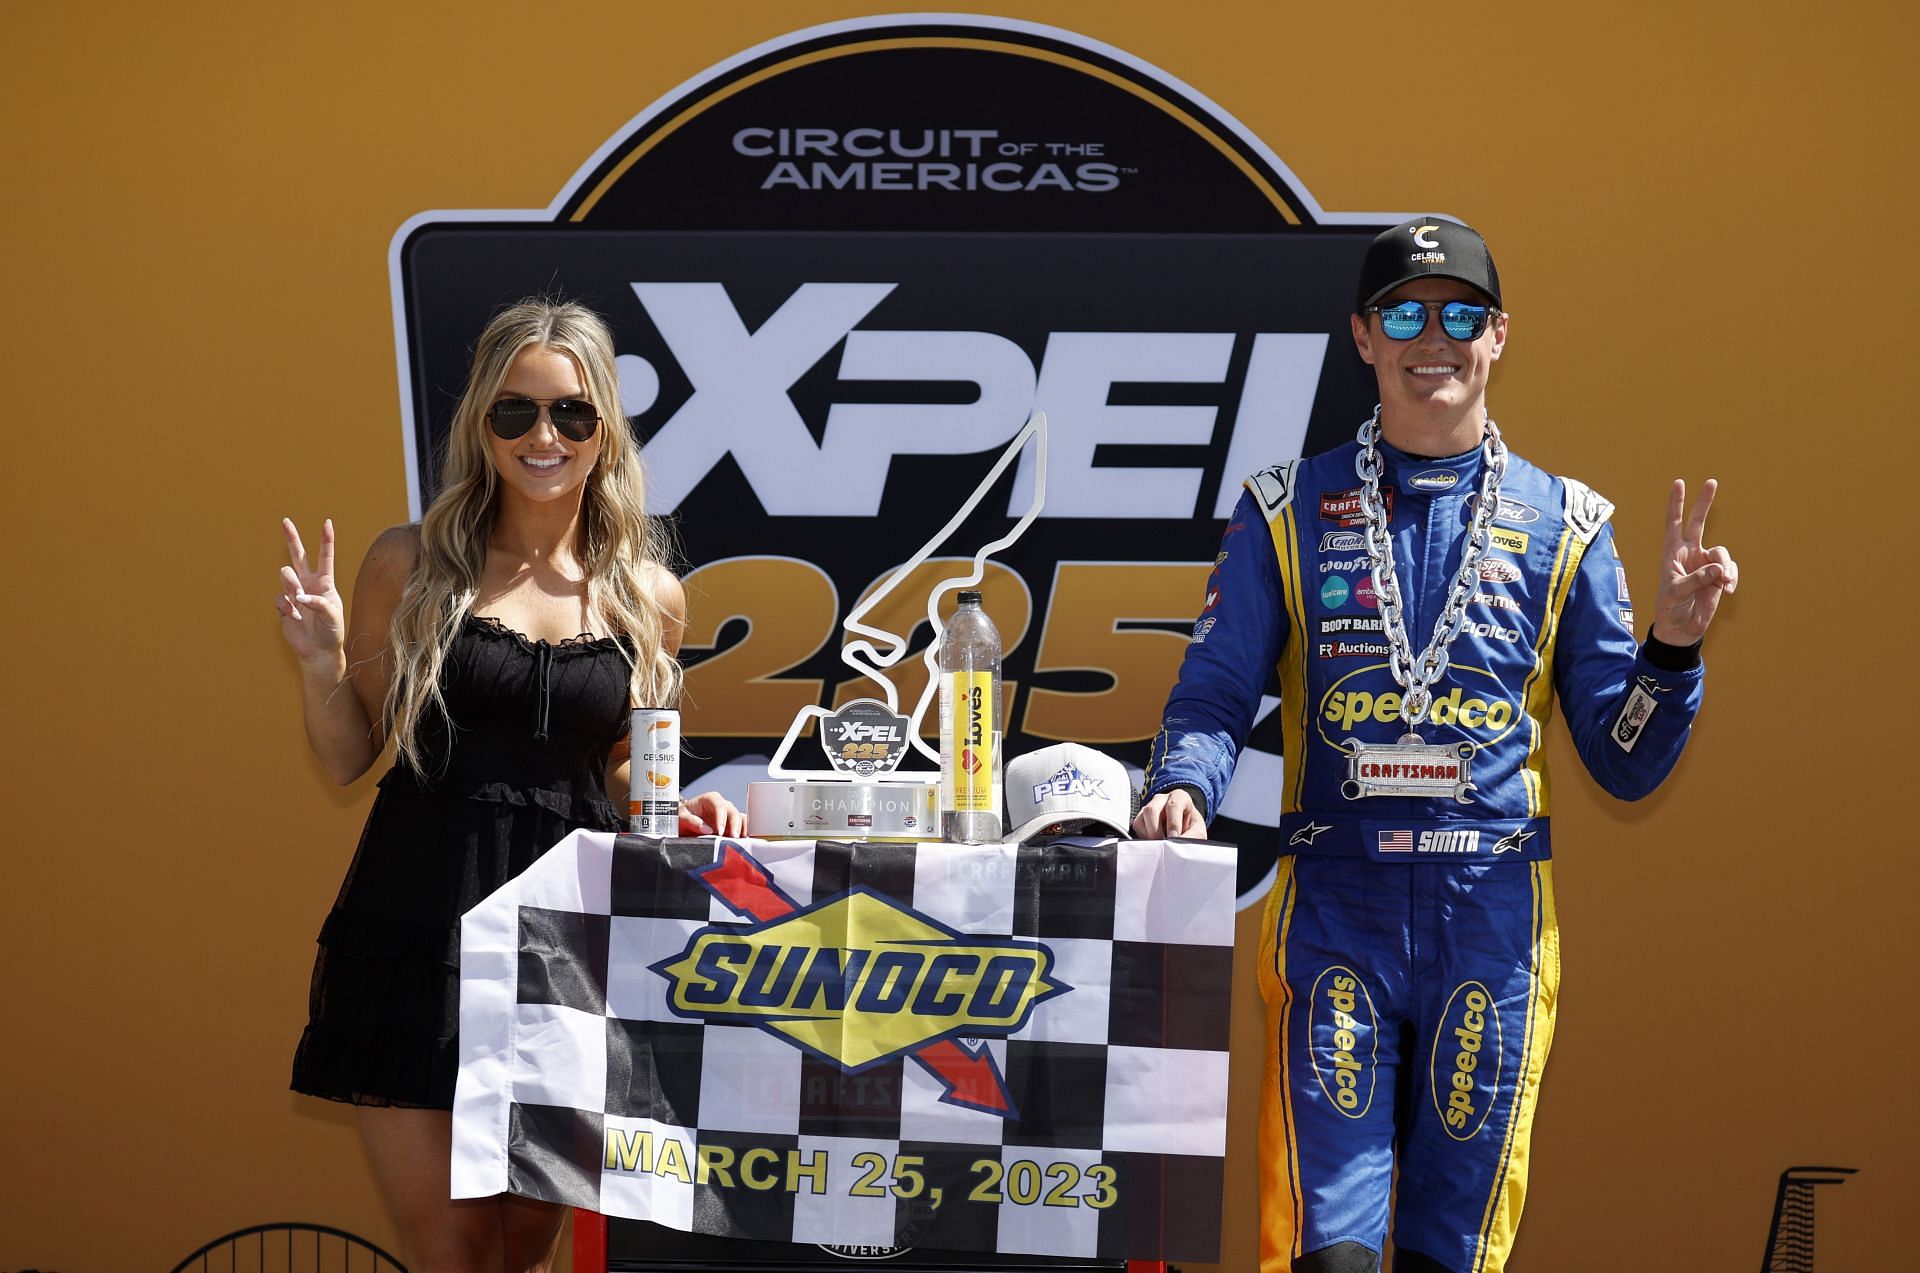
[629,708,680,836]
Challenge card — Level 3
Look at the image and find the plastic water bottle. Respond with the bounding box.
[938,591,1003,843]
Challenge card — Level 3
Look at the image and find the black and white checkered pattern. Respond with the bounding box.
[453,833,1235,1262]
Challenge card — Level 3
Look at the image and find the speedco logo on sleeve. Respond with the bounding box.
[1316,664,1523,750]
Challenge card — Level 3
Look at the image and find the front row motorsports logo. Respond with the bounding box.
[652,843,1069,1117]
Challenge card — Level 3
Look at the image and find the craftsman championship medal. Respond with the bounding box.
[1342,738,1476,802]
[1344,407,1507,800]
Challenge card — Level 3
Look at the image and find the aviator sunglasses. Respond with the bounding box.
[486,396,601,442]
[1362,300,1498,342]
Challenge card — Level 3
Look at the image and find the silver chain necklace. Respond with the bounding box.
[1355,405,1508,741]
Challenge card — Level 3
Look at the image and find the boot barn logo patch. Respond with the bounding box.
[389,13,1427,907]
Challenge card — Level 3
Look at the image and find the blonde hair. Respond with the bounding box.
[385,298,681,773]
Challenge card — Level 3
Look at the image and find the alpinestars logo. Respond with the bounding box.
[1493,828,1536,855]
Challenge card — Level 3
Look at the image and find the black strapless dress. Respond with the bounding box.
[290,614,632,1108]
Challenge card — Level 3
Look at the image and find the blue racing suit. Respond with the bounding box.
[1145,438,1704,1273]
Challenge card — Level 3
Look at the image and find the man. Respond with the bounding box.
[1134,218,1737,1273]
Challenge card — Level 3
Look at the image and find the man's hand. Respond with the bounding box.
[1133,788,1208,839]
[1650,478,1738,645]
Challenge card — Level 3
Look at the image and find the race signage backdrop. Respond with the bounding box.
[390,14,1411,906]
[451,832,1237,1261]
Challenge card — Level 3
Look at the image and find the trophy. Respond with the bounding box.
[746,412,1048,841]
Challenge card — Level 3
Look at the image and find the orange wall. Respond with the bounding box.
[2,2,1912,1269]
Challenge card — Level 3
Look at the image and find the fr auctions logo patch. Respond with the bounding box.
[653,843,1068,1116]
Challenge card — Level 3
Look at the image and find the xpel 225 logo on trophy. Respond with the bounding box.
[390,13,1414,908]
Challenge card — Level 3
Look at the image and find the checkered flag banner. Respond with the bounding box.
[452,833,1236,1262]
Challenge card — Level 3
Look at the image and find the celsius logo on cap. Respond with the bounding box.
[1408,223,1445,264]
[1357,217,1502,311]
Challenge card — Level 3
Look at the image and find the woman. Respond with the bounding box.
[277,298,743,1272]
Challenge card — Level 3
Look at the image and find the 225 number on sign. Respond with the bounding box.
[680,556,1208,745]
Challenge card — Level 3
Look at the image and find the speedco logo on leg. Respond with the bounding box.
[1308,966,1378,1118]
[1429,981,1503,1141]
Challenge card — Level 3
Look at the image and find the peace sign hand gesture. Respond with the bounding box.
[1650,479,1738,646]
[276,517,347,668]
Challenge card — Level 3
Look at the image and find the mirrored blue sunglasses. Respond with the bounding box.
[1362,300,1498,341]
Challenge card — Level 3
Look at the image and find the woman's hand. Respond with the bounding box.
[277,518,347,667]
[680,791,747,837]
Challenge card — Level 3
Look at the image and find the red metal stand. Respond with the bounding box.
[573,1208,607,1270]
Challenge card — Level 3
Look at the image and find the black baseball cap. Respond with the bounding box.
[1355,217,1502,311]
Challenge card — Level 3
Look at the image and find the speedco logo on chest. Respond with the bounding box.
[1316,664,1524,748]
[653,886,1066,1072]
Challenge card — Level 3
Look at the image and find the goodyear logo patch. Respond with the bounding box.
[652,843,1068,1115]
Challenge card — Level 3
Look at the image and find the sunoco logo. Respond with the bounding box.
[655,844,1066,1115]
[1310,966,1377,1118]
[1430,981,1502,1140]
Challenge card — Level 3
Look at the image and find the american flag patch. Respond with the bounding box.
[1377,829,1414,853]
